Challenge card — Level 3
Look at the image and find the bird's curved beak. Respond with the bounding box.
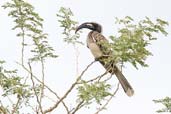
[75,22,93,33]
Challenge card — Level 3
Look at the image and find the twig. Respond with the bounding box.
[43,60,96,113]
[27,103,38,114]
[0,102,7,114]
[16,61,70,113]
[40,59,45,107]
[0,108,7,114]
[7,96,26,113]
[28,62,44,114]
[62,99,70,114]
[11,97,21,114]
[21,30,25,66]
[97,71,109,82]
[19,5,25,66]
[77,71,108,84]
[73,45,80,75]
[102,74,113,82]
[71,100,84,114]
[17,62,59,98]
[7,96,14,105]
[94,83,120,114]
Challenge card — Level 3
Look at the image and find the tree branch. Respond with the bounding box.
[0,102,8,114]
[71,100,85,114]
[43,60,96,113]
[17,61,70,113]
[28,62,44,114]
[40,59,45,108]
[94,83,120,114]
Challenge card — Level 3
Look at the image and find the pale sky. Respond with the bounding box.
[0,0,171,114]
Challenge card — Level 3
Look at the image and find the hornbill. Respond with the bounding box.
[75,22,134,97]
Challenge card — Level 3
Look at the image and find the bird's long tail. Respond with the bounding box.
[113,65,134,97]
[99,61,134,97]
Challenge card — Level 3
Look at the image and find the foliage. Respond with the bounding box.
[153,97,171,113]
[77,81,112,105]
[2,0,57,63]
[2,0,57,113]
[56,7,113,108]
[110,16,169,69]
[56,7,169,114]
[30,33,58,62]
[1,0,170,114]
[0,60,36,113]
[2,0,43,33]
[57,7,83,45]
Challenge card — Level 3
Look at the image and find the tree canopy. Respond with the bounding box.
[0,0,170,114]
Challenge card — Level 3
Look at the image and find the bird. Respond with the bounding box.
[75,22,134,97]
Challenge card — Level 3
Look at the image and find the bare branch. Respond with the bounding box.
[79,71,108,84]
[11,97,21,114]
[43,60,96,113]
[71,100,84,114]
[73,45,80,75]
[0,102,8,114]
[40,59,45,108]
[16,62,58,97]
[102,75,112,82]
[16,5,26,66]
[17,61,70,113]
[28,62,44,114]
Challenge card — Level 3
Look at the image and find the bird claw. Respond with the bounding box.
[95,55,110,61]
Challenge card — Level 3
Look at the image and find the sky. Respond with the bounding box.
[0,0,171,114]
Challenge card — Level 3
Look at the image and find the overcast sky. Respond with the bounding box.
[0,0,171,114]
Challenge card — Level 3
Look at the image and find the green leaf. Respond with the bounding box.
[57,7,83,45]
[77,81,112,105]
[110,16,169,69]
[153,97,171,113]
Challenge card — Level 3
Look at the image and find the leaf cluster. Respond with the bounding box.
[0,61,33,99]
[0,60,43,113]
[2,0,57,62]
[30,33,58,62]
[153,97,171,113]
[109,16,169,69]
[57,7,83,45]
[2,0,43,35]
[2,0,57,112]
[77,81,112,105]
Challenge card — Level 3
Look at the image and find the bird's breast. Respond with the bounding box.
[88,43,103,58]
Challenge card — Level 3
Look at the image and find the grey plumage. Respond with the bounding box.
[75,22,134,97]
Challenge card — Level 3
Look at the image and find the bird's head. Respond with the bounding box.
[75,22,102,33]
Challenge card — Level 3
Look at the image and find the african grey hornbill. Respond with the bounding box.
[75,22,134,97]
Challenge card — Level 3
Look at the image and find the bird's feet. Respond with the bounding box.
[94,55,110,61]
